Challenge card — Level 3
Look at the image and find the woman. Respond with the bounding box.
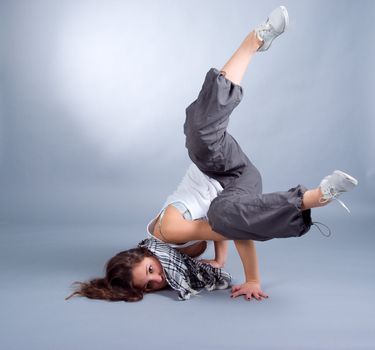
[66,6,358,302]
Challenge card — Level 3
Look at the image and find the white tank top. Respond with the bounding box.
[145,163,224,248]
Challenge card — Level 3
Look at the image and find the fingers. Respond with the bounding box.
[230,289,270,301]
[230,288,243,297]
[252,292,269,301]
[245,293,259,301]
[231,285,242,293]
[252,293,267,301]
[243,293,262,301]
[230,282,270,301]
[231,287,244,298]
[230,289,243,298]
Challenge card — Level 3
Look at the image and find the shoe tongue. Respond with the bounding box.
[262,22,272,33]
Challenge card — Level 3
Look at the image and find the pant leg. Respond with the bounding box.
[184,67,312,241]
[207,166,312,241]
[184,67,260,190]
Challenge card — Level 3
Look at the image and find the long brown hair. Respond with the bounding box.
[65,247,154,302]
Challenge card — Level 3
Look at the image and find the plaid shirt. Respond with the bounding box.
[138,238,232,300]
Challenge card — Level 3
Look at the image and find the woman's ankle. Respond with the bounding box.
[302,187,329,210]
[246,31,263,52]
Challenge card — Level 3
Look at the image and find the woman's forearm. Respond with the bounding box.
[214,240,228,265]
[234,240,261,283]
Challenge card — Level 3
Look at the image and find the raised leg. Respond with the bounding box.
[219,31,262,85]
[183,31,263,190]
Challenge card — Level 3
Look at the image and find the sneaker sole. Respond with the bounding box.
[280,6,290,31]
[333,170,359,186]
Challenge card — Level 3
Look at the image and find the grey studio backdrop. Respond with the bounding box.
[0,0,374,350]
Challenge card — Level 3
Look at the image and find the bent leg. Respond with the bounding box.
[207,169,313,241]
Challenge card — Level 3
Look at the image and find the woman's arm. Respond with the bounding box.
[200,240,228,268]
[234,240,260,282]
[161,205,227,243]
[162,208,268,300]
[214,240,228,266]
[231,240,269,301]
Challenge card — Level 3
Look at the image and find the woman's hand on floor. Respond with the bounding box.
[199,259,224,269]
[230,281,269,301]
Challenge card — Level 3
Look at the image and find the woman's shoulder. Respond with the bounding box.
[153,204,198,244]
[152,204,184,240]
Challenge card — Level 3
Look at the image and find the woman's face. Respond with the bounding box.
[132,256,168,292]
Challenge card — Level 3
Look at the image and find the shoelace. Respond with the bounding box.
[312,221,332,238]
[318,192,351,213]
[257,21,272,37]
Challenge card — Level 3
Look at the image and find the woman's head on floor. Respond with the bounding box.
[65,247,168,302]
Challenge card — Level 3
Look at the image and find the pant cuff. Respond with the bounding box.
[296,184,313,236]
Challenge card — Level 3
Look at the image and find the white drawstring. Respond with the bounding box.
[319,192,351,214]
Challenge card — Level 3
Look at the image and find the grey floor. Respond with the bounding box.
[1,206,374,350]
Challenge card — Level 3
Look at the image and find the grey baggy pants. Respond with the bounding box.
[183,68,312,241]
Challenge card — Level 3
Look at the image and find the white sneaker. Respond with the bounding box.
[319,170,359,213]
[255,6,289,52]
